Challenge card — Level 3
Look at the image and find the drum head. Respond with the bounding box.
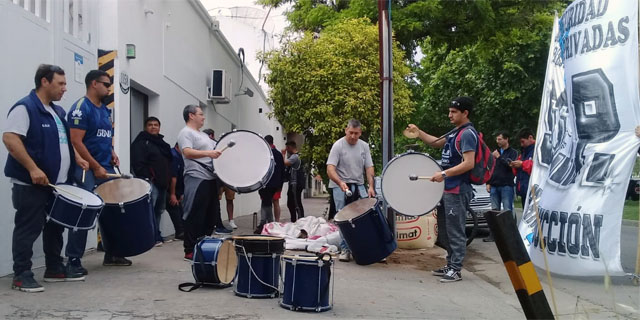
[94,178,151,204]
[334,198,377,222]
[55,184,103,207]
[217,240,237,284]
[213,130,274,193]
[381,152,443,216]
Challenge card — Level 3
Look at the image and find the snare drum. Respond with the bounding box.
[191,237,237,286]
[48,184,104,231]
[280,254,333,312]
[381,151,444,216]
[213,130,274,193]
[95,178,155,257]
[233,235,285,298]
[334,198,396,265]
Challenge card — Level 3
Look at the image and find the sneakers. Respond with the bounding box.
[431,265,452,277]
[440,269,462,283]
[68,258,88,275]
[229,220,238,229]
[338,251,351,262]
[12,271,44,293]
[155,241,164,247]
[483,236,495,242]
[184,252,194,261]
[175,232,184,240]
[43,265,85,282]
[103,256,133,266]
[215,227,233,235]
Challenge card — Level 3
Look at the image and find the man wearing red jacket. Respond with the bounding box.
[511,128,535,208]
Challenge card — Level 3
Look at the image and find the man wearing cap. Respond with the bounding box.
[407,97,478,282]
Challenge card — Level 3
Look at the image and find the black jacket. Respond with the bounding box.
[488,147,518,187]
[131,131,172,189]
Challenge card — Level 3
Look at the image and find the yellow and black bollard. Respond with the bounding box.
[485,210,554,319]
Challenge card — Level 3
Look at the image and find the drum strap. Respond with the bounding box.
[345,183,361,204]
[188,159,213,174]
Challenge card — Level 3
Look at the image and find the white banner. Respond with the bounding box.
[518,0,640,276]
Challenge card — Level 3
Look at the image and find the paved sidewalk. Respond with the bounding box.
[0,197,635,319]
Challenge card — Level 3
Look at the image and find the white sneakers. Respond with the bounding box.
[339,251,352,262]
[229,220,238,229]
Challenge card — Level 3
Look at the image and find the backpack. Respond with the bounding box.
[454,125,495,185]
[284,155,306,189]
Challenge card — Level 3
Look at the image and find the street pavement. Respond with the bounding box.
[0,197,637,319]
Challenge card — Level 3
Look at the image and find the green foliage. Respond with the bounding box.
[263,19,414,180]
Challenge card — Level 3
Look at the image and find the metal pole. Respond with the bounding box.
[378,0,395,233]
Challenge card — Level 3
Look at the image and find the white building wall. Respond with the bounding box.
[100,0,285,236]
[0,0,100,276]
[0,0,282,276]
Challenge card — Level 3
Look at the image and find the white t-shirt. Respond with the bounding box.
[4,105,70,184]
[177,126,215,180]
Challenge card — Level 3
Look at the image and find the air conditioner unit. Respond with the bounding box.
[209,69,232,104]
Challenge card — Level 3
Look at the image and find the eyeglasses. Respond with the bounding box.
[97,81,112,88]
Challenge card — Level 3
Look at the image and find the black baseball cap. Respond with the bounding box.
[450,96,475,115]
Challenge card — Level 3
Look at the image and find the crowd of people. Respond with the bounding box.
[4,64,539,294]
[2,65,306,293]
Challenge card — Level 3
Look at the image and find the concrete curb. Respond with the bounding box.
[622,219,639,227]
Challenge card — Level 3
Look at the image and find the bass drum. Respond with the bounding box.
[381,151,444,216]
[213,130,274,193]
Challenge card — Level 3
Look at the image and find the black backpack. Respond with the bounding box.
[284,155,306,189]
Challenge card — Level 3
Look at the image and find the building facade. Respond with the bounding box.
[0,0,284,276]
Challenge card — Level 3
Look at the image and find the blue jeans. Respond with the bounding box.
[332,185,367,252]
[66,166,114,260]
[151,184,167,242]
[490,185,515,220]
[442,192,473,270]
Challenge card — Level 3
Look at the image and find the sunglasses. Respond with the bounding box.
[97,80,112,88]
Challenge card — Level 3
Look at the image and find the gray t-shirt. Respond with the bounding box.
[177,126,215,180]
[288,153,301,185]
[4,105,70,184]
[326,137,373,188]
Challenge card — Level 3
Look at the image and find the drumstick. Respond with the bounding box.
[48,184,82,199]
[106,173,133,179]
[219,140,236,153]
[409,174,430,181]
[345,189,353,197]
[82,169,86,184]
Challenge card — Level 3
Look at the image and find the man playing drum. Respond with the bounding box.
[67,70,131,270]
[407,96,478,282]
[326,119,376,262]
[3,64,87,292]
[177,105,231,261]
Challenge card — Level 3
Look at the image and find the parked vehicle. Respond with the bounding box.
[627,177,640,201]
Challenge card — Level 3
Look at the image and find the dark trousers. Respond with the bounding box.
[11,184,65,275]
[286,184,304,223]
[165,198,184,237]
[184,179,221,253]
[67,166,115,260]
[258,187,279,225]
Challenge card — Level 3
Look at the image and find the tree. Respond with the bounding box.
[263,18,413,179]
[260,0,571,152]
